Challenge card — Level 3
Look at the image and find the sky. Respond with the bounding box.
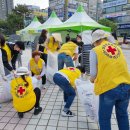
[14,0,49,9]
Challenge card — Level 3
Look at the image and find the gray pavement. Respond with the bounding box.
[0,48,130,130]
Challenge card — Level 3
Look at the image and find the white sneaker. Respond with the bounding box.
[62,110,75,117]
[42,85,46,89]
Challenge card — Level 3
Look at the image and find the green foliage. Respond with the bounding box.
[98,18,117,32]
[13,4,32,16]
[37,16,45,24]
[0,4,32,35]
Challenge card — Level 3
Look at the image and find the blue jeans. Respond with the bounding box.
[53,73,76,110]
[58,53,74,70]
[99,84,130,130]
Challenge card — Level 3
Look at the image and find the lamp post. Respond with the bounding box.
[64,0,68,21]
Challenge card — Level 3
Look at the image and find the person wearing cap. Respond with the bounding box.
[58,39,78,70]
[90,29,130,130]
[10,67,42,118]
[44,33,61,54]
[28,51,46,88]
[0,34,25,75]
[53,66,85,117]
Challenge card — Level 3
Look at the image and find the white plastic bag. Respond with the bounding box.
[76,79,99,122]
[46,51,58,84]
[0,74,13,103]
[32,76,42,89]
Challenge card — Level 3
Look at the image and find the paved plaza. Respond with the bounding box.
[0,48,130,130]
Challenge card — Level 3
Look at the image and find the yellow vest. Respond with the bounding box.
[93,40,130,95]
[59,42,78,57]
[10,77,36,112]
[1,44,12,62]
[44,36,59,54]
[59,67,81,89]
[30,58,44,75]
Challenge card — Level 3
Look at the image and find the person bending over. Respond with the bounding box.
[53,66,85,117]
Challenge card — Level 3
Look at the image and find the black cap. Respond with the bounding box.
[15,41,25,50]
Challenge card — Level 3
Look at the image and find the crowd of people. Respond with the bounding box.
[0,28,130,130]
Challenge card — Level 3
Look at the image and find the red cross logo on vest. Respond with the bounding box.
[17,86,25,95]
[68,67,75,71]
[107,46,117,55]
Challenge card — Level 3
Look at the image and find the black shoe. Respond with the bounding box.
[34,107,42,115]
[18,112,24,118]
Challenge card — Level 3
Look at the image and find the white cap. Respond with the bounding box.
[52,33,62,43]
[92,30,108,44]
[16,67,29,76]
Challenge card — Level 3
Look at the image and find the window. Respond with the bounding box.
[106,7,116,13]
[116,5,122,11]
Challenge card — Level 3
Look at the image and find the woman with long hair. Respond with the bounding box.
[10,67,42,118]
[38,29,48,64]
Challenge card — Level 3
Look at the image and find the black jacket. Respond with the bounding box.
[1,43,19,71]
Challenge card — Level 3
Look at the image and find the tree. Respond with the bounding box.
[13,4,32,16]
[98,18,117,32]
[7,13,23,34]
[37,16,45,24]
[0,20,8,34]
[6,4,32,34]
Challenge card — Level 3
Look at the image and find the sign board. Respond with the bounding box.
[103,0,128,8]
[103,11,127,18]
[118,23,130,29]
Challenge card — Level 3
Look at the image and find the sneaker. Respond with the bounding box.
[34,107,42,115]
[62,110,75,117]
[18,112,24,118]
[42,85,46,89]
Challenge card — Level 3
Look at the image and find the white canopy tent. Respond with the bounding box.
[16,16,42,41]
[36,11,63,33]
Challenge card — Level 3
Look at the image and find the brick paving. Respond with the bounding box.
[0,48,130,130]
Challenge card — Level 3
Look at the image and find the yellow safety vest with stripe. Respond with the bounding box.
[30,58,44,75]
[11,77,36,112]
[44,36,59,54]
[0,44,12,62]
[59,67,81,89]
[59,42,78,57]
[93,40,130,95]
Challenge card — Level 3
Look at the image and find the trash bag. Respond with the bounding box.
[46,51,58,84]
[0,74,14,103]
[76,79,99,122]
[32,76,42,89]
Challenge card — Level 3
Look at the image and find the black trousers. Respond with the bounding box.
[19,88,41,113]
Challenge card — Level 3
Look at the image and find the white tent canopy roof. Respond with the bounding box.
[38,11,63,30]
[17,16,41,34]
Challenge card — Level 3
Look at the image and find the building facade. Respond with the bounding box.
[0,0,14,20]
[49,0,102,21]
[103,0,130,36]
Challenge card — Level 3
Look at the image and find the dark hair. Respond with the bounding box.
[21,75,29,87]
[15,41,25,50]
[77,35,82,40]
[32,51,41,58]
[40,29,47,39]
[76,66,86,73]
[0,34,5,47]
